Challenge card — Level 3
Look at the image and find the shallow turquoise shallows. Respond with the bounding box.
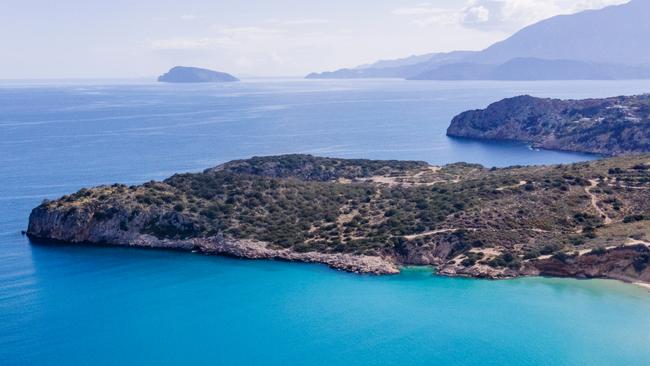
[2,79,650,366]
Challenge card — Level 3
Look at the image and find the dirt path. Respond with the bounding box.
[412,166,441,178]
[626,239,650,247]
[586,180,613,225]
[496,181,527,191]
[404,228,457,240]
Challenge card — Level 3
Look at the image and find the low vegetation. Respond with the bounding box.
[39,154,650,270]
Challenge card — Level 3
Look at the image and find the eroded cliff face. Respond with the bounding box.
[27,198,399,275]
[525,245,650,283]
[447,94,650,156]
[29,200,196,250]
[433,246,650,284]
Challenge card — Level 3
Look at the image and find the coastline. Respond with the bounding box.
[447,135,609,158]
[27,233,401,275]
[27,233,650,290]
[633,282,650,291]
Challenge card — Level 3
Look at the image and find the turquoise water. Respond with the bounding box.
[2,79,650,365]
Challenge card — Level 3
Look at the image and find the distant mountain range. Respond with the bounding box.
[306,51,475,79]
[307,0,650,81]
[410,58,650,81]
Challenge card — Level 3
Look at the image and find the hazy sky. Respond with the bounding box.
[0,0,628,79]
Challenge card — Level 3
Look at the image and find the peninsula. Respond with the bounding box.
[448,94,650,156]
[28,154,650,285]
[158,66,239,83]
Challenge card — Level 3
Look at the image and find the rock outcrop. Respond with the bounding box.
[447,94,650,156]
[525,245,650,283]
[27,203,398,275]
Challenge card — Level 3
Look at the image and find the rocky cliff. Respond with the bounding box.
[27,154,650,285]
[447,94,650,156]
[526,245,650,284]
[27,185,399,274]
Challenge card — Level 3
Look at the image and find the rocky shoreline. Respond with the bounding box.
[26,202,399,275]
[26,205,650,286]
[438,244,650,285]
[26,230,400,276]
[447,94,650,156]
[27,227,650,288]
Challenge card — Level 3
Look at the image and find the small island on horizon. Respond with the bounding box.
[158,66,240,83]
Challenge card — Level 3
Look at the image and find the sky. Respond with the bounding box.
[0,0,629,79]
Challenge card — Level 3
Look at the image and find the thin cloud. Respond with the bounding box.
[276,19,332,26]
[392,6,445,16]
[213,26,287,39]
[180,14,201,21]
[150,37,232,51]
[394,0,629,30]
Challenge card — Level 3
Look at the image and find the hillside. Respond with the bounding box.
[447,94,650,156]
[27,154,650,283]
[409,58,650,81]
[305,51,475,79]
[467,0,650,65]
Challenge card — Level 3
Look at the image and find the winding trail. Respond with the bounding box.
[496,180,527,191]
[403,228,457,240]
[586,180,613,225]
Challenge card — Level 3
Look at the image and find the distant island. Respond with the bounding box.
[307,0,650,80]
[448,94,650,156]
[27,154,650,286]
[158,66,239,83]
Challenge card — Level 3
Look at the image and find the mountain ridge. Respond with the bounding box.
[307,1,650,80]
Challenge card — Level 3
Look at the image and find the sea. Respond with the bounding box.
[1,78,650,365]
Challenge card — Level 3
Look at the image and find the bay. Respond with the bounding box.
[2,79,649,365]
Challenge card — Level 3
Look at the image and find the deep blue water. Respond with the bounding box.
[2,79,650,365]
